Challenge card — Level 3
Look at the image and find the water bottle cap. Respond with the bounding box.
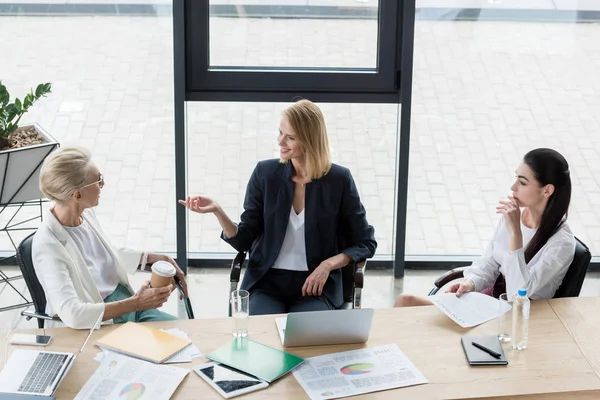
[518,288,527,297]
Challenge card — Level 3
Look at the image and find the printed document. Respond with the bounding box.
[429,292,512,328]
[293,344,427,400]
[75,352,189,400]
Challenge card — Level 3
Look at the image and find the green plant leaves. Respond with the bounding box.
[35,83,52,98]
[0,82,52,139]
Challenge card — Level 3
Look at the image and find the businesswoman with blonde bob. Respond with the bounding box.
[32,146,188,329]
[180,99,377,315]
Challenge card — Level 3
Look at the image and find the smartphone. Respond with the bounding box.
[10,333,52,346]
[194,361,268,398]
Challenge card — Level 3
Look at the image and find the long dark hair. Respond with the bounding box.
[523,148,571,263]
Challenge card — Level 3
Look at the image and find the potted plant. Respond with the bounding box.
[0,82,59,205]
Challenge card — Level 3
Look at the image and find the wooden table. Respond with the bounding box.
[2,298,600,399]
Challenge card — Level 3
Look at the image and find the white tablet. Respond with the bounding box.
[193,361,269,398]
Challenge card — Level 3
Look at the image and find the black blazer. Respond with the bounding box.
[222,159,377,308]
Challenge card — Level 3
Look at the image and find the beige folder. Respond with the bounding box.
[96,322,192,363]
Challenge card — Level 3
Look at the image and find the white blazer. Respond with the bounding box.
[32,208,143,329]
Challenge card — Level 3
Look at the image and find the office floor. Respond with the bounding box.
[1,267,599,332]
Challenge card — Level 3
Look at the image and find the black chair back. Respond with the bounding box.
[341,262,355,304]
[338,233,356,306]
[553,237,591,298]
[16,233,49,327]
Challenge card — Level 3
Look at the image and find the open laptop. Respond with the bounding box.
[275,308,374,347]
[0,313,102,397]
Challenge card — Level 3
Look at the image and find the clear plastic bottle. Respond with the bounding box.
[512,288,530,350]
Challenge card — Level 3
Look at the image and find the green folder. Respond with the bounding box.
[205,337,304,383]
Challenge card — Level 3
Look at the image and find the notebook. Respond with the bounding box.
[461,335,508,366]
[96,322,191,363]
[205,338,304,383]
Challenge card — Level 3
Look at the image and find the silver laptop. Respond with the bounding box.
[0,313,102,397]
[275,308,374,347]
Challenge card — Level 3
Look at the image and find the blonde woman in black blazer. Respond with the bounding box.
[180,100,377,315]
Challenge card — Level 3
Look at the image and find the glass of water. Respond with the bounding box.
[231,290,249,337]
[497,293,512,342]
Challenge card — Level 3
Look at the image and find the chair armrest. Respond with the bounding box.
[354,259,366,289]
[434,267,467,289]
[230,252,246,283]
[21,310,60,321]
[174,278,195,319]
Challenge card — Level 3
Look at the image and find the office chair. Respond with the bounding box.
[228,252,367,316]
[16,233,57,328]
[428,237,591,298]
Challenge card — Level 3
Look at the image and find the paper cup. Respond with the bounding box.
[150,260,176,288]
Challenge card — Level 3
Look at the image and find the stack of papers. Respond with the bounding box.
[75,352,189,400]
[293,344,427,400]
[95,328,202,364]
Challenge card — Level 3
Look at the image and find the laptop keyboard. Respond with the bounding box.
[18,352,69,394]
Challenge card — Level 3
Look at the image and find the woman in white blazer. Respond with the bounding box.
[32,146,188,329]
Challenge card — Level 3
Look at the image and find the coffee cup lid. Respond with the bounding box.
[151,260,176,277]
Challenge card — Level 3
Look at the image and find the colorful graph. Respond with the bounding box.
[119,382,146,400]
[340,363,375,376]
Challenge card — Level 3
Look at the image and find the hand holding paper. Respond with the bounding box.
[429,292,512,328]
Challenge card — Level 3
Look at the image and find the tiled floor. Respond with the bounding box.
[1,266,599,332]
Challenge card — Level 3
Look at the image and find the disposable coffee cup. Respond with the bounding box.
[150,261,176,288]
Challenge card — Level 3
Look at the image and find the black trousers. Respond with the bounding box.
[248,268,335,315]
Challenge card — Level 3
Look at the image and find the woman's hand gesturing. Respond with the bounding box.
[178,196,219,214]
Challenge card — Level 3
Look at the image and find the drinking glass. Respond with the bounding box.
[497,293,512,342]
[231,290,249,337]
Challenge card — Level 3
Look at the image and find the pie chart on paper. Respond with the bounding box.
[119,382,146,400]
[340,363,375,375]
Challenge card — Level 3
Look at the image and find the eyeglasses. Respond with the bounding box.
[82,174,104,189]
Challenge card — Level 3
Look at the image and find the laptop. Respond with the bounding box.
[0,313,102,397]
[275,308,374,347]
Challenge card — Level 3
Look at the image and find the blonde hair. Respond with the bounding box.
[39,146,94,203]
[281,99,331,179]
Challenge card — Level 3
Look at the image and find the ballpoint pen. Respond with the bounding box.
[471,341,502,359]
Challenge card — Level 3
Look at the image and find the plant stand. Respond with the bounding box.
[0,199,46,313]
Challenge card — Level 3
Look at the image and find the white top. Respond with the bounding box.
[464,216,576,301]
[271,207,309,271]
[64,218,119,299]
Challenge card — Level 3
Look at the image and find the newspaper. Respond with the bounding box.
[293,344,428,400]
[75,352,189,400]
[429,292,512,328]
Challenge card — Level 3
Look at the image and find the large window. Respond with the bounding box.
[0,5,176,254]
[177,0,414,270]
[408,5,600,258]
[184,0,405,102]
[185,102,399,258]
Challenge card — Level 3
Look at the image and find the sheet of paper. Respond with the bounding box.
[429,292,512,328]
[160,328,203,363]
[94,328,202,364]
[275,317,286,345]
[293,344,428,400]
[75,352,189,400]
